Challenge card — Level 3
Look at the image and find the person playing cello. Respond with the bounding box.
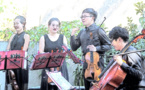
[70,8,111,90]
[109,26,145,90]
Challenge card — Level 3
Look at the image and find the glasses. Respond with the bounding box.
[80,16,92,19]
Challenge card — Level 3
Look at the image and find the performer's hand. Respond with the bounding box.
[113,55,123,66]
[71,28,79,36]
[87,45,96,51]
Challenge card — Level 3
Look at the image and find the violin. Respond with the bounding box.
[90,28,145,90]
[84,32,101,81]
[8,70,19,90]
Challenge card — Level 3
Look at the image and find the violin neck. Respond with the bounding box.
[90,51,94,63]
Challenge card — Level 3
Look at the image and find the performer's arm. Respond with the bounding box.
[114,55,143,81]
[96,28,112,52]
[23,34,30,51]
[70,28,82,51]
[39,36,45,53]
[6,34,15,51]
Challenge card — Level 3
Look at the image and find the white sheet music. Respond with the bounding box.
[47,71,73,90]
[23,52,27,69]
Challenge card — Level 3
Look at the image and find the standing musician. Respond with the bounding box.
[70,8,111,90]
[39,17,69,90]
[6,15,30,90]
[109,26,145,90]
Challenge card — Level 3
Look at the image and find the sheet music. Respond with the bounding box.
[48,71,73,90]
[23,52,27,69]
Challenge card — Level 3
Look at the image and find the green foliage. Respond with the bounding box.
[134,1,145,16]
[0,28,14,40]
[134,1,145,28]
[0,0,26,30]
[73,65,84,86]
[26,25,48,47]
[105,1,145,66]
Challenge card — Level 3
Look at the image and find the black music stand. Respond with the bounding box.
[30,52,51,70]
[0,50,26,70]
[0,51,6,70]
[30,51,67,70]
[0,50,27,90]
[30,51,77,90]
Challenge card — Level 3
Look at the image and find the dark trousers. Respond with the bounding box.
[83,69,93,90]
[48,84,58,90]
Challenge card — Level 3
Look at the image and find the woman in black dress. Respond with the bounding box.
[6,15,30,90]
[39,18,69,90]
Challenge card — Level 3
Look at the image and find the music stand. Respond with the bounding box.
[30,51,67,70]
[30,52,51,70]
[6,50,25,70]
[0,51,6,70]
[47,52,67,68]
[0,50,26,70]
[62,45,81,64]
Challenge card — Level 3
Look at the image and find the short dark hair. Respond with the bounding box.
[109,26,129,42]
[14,15,26,29]
[48,18,61,26]
[82,8,97,22]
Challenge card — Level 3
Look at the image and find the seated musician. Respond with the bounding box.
[109,26,145,90]
[6,15,30,90]
[39,17,69,90]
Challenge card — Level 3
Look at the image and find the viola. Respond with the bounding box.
[84,32,101,82]
[85,51,101,81]
[8,70,19,90]
[90,28,145,90]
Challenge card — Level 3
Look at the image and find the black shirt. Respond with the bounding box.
[117,46,145,90]
[70,23,111,55]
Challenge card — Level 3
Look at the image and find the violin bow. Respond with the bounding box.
[99,17,106,27]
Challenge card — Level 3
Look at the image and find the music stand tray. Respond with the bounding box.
[46,70,75,90]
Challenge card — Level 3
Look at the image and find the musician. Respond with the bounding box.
[39,17,69,90]
[109,26,145,90]
[70,8,111,90]
[6,15,30,90]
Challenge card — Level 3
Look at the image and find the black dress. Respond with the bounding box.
[6,31,29,90]
[40,34,69,90]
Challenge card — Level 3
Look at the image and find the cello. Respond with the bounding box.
[90,29,145,90]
